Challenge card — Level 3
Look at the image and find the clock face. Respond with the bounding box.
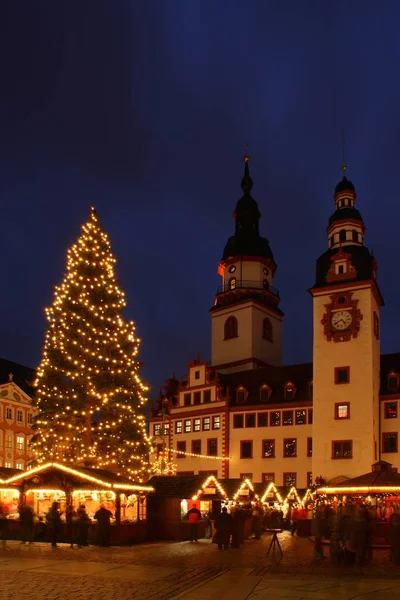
[331,310,353,330]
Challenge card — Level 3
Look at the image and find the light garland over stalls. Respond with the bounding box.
[233,478,259,501]
[317,485,400,495]
[260,482,284,504]
[30,208,151,480]
[165,447,229,461]
[284,486,302,506]
[192,475,227,501]
[302,488,314,506]
[4,462,154,492]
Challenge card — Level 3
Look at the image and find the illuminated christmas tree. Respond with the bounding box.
[31,207,150,480]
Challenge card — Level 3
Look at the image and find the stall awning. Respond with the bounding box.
[317,461,400,495]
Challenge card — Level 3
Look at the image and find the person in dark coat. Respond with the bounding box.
[76,505,90,548]
[0,504,8,547]
[187,504,202,542]
[231,505,245,548]
[94,506,113,546]
[20,505,35,544]
[389,512,400,565]
[66,506,77,548]
[214,507,232,550]
[46,502,62,548]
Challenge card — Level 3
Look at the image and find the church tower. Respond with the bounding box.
[210,155,284,373]
[310,166,384,482]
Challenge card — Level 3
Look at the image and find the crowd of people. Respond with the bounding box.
[0,502,114,548]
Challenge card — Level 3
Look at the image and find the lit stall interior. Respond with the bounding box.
[0,488,20,517]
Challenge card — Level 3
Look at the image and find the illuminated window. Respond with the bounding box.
[154,424,161,436]
[164,423,170,434]
[234,414,244,428]
[295,410,306,425]
[284,438,297,458]
[258,413,268,427]
[5,462,12,468]
[224,316,238,340]
[385,402,398,419]
[184,420,192,433]
[17,410,23,423]
[6,408,12,420]
[177,441,186,458]
[212,416,221,430]
[284,473,296,487]
[307,472,313,487]
[240,473,252,480]
[270,411,280,426]
[335,403,350,420]
[262,318,273,342]
[240,441,253,459]
[16,436,24,451]
[192,440,201,454]
[208,439,218,456]
[262,440,275,458]
[194,418,201,432]
[383,433,398,453]
[284,383,296,400]
[16,462,24,470]
[175,420,183,434]
[332,440,352,459]
[184,393,191,406]
[245,413,256,428]
[27,413,34,425]
[307,437,312,457]
[202,417,210,431]
[283,411,293,426]
[5,435,12,449]
[229,277,236,290]
[262,473,274,483]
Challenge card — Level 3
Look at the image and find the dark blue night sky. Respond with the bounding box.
[1,1,400,395]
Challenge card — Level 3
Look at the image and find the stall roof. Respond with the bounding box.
[3,463,154,493]
[148,475,227,499]
[317,461,400,494]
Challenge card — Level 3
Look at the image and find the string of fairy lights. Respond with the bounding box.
[31,207,151,479]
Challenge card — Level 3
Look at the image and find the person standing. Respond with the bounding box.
[214,507,232,550]
[187,503,202,542]
[76,505,90,548]
[46,502,62,548]
[94,505,113,546]
[20,505,35,544]
[66,506,77,548]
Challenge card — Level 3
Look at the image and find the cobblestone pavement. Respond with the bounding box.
[1,533,400,600]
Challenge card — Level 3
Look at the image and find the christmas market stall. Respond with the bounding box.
[2,462,154,544]
[0,468,21,518]
[316,461,400,544]
[147,474,228,540]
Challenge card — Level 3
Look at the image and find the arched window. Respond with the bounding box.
[339,229,347,242]
[229,277,236,290]
[262,317,273,342]
[352,229,358,242]
[224,316,238,340]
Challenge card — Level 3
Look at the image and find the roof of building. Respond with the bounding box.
[0,358,36,397]
[148,475,224,498]
[314,244,375,288]
[219,362,313,406]
[222,232,274,261]
[321,461,400,491]
[328,207,363,225]
[335,176,356,194]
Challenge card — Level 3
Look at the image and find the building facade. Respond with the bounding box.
[150,157,400,488]
[0,359,37,470]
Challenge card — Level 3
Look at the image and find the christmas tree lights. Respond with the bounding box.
[30,207,151,480]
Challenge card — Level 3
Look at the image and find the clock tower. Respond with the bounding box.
[310,166,384,482]
[210,155,284,373]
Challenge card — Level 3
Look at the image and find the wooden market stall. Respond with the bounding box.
[2,462,154,544]
[147,474,228,540]
[316,461,400,544]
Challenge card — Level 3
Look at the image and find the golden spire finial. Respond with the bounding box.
[244,143,250,163]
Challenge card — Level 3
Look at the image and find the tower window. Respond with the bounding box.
[262,318,273,342]
[263,279,269,290]
[339,230,347,242]
[224,316,238,340]
[229,277,236,290]
[352,230,358,242]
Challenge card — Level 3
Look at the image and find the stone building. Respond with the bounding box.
[0,358,37,469]
[149,157,400,488]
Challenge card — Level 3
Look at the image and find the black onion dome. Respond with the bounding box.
[328,207,363,226]
[222,233,274,261]
[335,176,356,194]
[235,194,260,216]
[315,245,374,287]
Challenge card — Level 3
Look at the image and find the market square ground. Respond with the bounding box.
[2,532,400,599]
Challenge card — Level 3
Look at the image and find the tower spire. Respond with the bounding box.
[341,137,347,178]
[241,150,253,195]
